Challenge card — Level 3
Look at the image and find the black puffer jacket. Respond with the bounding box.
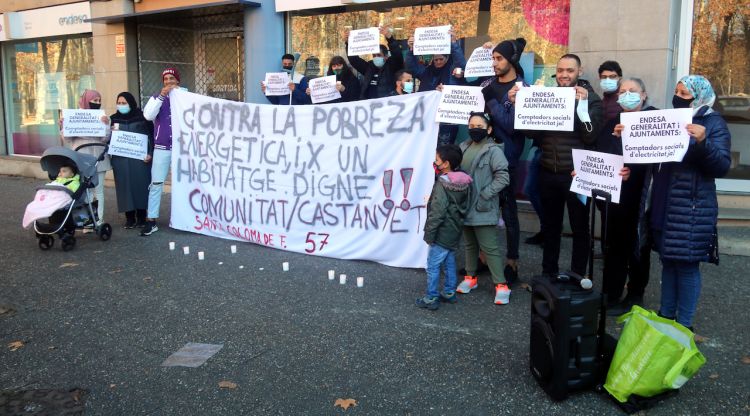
[524,79,604,173]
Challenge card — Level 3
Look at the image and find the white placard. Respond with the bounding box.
[571,149,624,204]
[264,72,291,96]
[620,108,692,163]
[62,109,106,137]
[169,89,442,268]
[413,25,451,55]
[514,87,576,131]
[308,75,341,104]
[464,46,494,78]
[347,27,381,56]
[435,86,485,125]
[108,130,148,160]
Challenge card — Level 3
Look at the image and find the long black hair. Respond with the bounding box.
[326,56,355,81]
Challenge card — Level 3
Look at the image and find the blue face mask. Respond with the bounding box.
[403,81,414,94]
[617,91,642,111]
[117,104,131,114]
[600,78,618,93]
[373,57,386,68]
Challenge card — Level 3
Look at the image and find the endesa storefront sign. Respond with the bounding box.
[2,2,92,41]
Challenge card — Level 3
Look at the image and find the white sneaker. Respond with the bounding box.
[494,284,511,305]
[456,276,478,294]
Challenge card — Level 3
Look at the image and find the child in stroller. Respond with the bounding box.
[22,145,113,251]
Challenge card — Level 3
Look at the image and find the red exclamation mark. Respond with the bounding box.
[383,170,394,209]
[400,168,413,210]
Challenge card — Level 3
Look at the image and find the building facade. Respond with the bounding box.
[0,0,747,197]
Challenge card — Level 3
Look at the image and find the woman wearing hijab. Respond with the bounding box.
[635,75,731,331]
[61,89,111,226]
[109,92,154,228]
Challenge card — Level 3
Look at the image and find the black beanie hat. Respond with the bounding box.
[493,38,527,64]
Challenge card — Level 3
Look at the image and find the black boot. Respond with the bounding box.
[124,211,136,229]
[135,209,147,228]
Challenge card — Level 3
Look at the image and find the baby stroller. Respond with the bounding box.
[33,143,113,251]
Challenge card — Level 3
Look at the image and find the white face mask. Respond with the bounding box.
[576,96,593,132]
[402,81,414,93]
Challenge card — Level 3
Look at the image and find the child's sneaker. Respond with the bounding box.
[494,283,511,305]
[440,291,458,303]
[456,276,478,294]
[415,296,439,310]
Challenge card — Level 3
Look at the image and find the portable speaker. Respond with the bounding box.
[529,275,603,401]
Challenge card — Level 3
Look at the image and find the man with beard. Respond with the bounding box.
[521,54,603,279]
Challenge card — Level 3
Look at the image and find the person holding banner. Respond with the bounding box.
[483,37,528,284]
[456,112,511,305]
[345,27,405,99]
[109,92,153,229]
[305,56,360,103]
[635,75,731,330]
[60,89,111,227]
[521,54,603,279]
[260,54,311,106]
[140,67,180,236]
[405,28,466,92]
[594,78,656,315]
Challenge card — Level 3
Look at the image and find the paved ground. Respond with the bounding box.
[1,174,748,415]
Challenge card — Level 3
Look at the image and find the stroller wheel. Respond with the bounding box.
[99,223,112,241]
[62,236,76,251]
[38,235,54,250]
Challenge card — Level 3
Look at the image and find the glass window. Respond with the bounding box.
[691,0,749,181]
[289,0,569,84]
[2,35,95,156]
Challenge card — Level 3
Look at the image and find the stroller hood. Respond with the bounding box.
[40,146,99,183]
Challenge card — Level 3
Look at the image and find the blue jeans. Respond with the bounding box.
[654,231,702,328]
[523,146,543,220]
[147,148,171,219]
[425,244,457,298]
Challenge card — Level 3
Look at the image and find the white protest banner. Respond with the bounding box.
[435,86,484,125]
[413,25,451,55]
[108,130,148,160]
[347,27,381,56]
[169,89,442,268]
[62,109,106,137]
[571,149,624,204]
[620,108,692,163]
[464,46,494,78]
[263,72,291,96]
[308,75,341,104]
[514,87,576,131]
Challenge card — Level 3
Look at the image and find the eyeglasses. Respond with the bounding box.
[599,74,619,80]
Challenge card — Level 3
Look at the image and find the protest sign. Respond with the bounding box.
[571,149,624,204]
[168,89,442,268]
[308,75,341,104]
[464,46,494,78]
[108,130,148,160]
[514,87,576,131]
[413,25,451,55]
[263,72,291,96]
[62,109,106,137]
[435,86,484,125]
[620,108,692,163]
[347,27,381,56]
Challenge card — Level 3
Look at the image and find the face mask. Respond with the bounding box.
[333,69,342,76]
[373,57,385,68]
[468,128,487,142]
[433,162,442,175]
[89,102,101,110]
[117,104,131,114]
[576,98,593,132]
[403,81,414,94]
[600,78,618,93]
[617,92,642,111]
[282,66,293,73]
[672,95,694,109]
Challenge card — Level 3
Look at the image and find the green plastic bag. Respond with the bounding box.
[604,305,706,403]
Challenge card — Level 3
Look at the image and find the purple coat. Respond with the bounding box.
[143,94,172,150]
